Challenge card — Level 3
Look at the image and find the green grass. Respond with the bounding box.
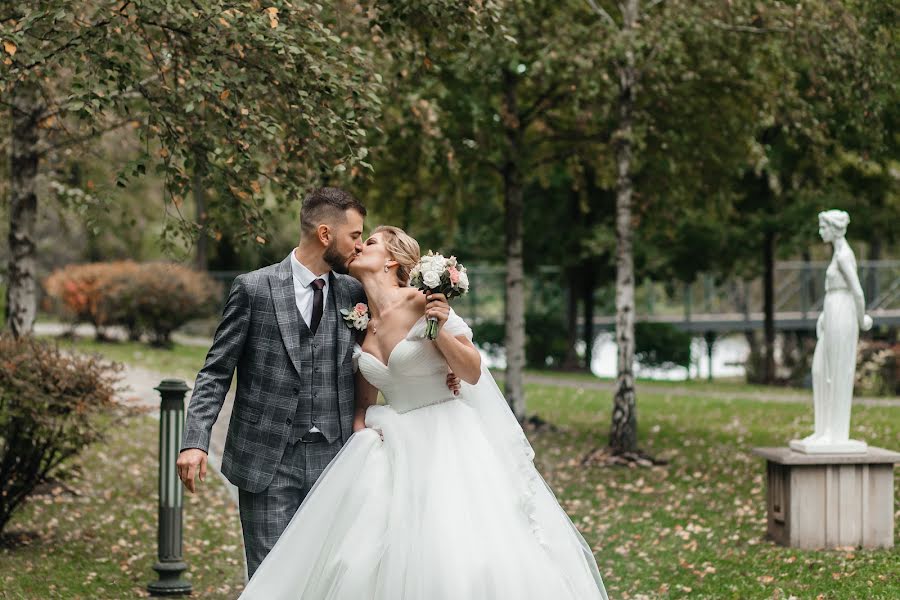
[41,336,209,382]
[525,383,900,599]
[520,367,804,395]
[0,414,246,599]
[21,333,900,599]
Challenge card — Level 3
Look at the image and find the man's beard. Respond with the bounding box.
[323,240,350,275]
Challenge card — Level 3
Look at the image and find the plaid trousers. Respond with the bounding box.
[238,437,343,579]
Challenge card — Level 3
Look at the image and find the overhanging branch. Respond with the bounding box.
[585,0,619,30]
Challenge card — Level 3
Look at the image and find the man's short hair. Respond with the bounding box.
[300,187,367,238]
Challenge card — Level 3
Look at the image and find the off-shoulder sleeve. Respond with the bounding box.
[352,343,363,373]
[442,308,473,341]
[405,307,473,341]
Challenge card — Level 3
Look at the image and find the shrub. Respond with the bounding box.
[43,261,140,339]
[471,319,505,361]
[114,262,221,346]
[471,309,570,369]
[635,322,693,371]
[0,334,120,533]
[44,261,221,345]
[855,339,899,397]
[524,309,570,368]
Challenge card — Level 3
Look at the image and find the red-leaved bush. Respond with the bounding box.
[43,262,221,345]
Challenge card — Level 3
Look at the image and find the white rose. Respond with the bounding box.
[420,256,441,272]
[423,270,441,288]
[457,270,469,290]
[354,314,369,330]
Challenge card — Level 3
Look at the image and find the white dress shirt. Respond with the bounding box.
[289,250,330,434]
[289,249,330,329]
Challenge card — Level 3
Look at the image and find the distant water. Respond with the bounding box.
[589,332,749,381]
[480,333,750,381]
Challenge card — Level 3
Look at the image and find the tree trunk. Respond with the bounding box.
[193,146,208,271]
[5,82,44,338]
[503,168,526,420]
[562,271,580,370]
[609,0,639,454]
[582,264,596,370]
[501,71,526,421]
[763,229,776,384]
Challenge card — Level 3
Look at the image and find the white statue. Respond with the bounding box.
[791,210,873,454]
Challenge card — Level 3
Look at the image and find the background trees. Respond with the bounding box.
[1,1,386,336]
[2,0,897,430]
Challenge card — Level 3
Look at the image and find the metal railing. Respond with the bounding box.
[201,261,900,333]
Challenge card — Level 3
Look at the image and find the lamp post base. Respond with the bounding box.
[148,560,192,596]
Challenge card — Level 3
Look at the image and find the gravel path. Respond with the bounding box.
[109,360,239,505]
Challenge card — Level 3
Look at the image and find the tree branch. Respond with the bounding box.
[710,19,789,34]
[37,118,141,157]
[39,73,162,122]
[20,3,132,70]
[520,82,574,125]
[585,0,619,30]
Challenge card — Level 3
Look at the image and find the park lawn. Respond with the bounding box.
[521,367,811,396]
[44,333,810,400]
[28,334,900,599]
[0,413,246,600]
[525,383,900,599]
[41,336,209,383]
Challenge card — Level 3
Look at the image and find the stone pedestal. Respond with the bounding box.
[752,446,899,549]
[789,438,867,454]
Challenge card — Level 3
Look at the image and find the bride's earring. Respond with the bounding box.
[384,263,390,272]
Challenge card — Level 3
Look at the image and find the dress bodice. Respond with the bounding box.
[356,317,458,413]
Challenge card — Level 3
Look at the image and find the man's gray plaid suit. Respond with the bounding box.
[181,253,364,577]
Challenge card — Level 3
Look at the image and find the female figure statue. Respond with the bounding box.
[791,210,872,454]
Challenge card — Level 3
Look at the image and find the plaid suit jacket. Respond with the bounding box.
[181,254,365,493]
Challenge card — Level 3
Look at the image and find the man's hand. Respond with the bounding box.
[176,448,208,493]
[446,371,461,396]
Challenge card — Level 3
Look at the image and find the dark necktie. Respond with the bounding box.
[309,278,325,334]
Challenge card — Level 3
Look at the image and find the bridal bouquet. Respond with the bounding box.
[409,251,469,340]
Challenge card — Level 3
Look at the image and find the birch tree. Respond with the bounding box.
[582,0,801,456]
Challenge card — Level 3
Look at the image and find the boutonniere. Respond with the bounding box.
[340,303,370,331]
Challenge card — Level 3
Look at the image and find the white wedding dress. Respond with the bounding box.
[239,311,608,600]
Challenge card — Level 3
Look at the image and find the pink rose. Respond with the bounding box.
[448,266,460,285]
[355,303,368,315]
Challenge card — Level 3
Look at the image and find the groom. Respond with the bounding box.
[178,187,461,578]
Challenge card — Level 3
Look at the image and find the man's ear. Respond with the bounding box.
[317,224,330,245]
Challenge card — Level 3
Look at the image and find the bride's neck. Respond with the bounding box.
[358,274,403,317]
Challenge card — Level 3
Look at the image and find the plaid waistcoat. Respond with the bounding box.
[291,282,341,443]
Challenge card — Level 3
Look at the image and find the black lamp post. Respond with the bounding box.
[148,379,192,596]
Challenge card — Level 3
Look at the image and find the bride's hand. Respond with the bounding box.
[425,292,450,329]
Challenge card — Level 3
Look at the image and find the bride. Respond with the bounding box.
[238,226,609,600]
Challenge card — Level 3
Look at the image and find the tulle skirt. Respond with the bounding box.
[239,398,608,600]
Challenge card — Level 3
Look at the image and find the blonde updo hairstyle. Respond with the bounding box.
[372,225,420,286]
